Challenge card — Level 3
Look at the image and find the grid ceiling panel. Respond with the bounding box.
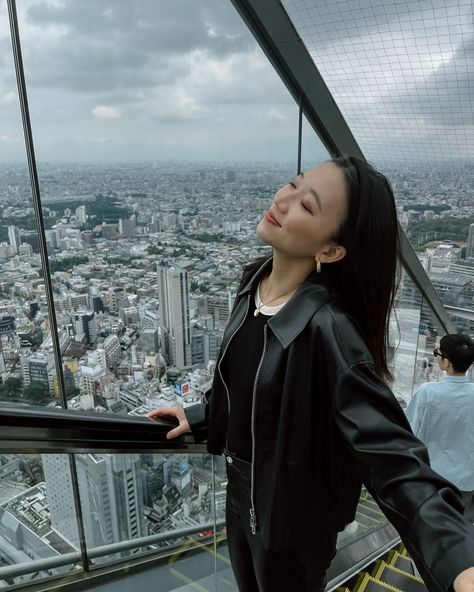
[282,0,474,166]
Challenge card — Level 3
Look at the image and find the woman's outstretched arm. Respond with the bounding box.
[332,361,474,592]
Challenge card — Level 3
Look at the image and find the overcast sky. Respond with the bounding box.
[1,0,473,164]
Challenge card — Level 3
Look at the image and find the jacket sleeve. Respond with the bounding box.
[333,361,474,592]
[183,389,211,443]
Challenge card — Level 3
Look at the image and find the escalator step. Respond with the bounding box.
[387,551,416,575]
[358,501,386,519]
[397,544,409,557]
[375,563,427,592]
[354,572,405,592]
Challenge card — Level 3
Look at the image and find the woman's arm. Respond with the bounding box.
[332,361,474,592]
[146,387,211,442]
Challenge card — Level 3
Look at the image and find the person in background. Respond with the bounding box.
[148,157,474,592]
[406,334,474,522]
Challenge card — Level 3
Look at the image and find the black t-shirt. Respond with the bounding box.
[222,295,269,462]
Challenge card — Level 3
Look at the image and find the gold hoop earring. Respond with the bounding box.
[316,259,321,273]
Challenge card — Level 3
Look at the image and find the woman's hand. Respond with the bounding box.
[454,567,474,592]
[146,406,191,440]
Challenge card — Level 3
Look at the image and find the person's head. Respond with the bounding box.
[435,334,474,374]
[257,155,399,381]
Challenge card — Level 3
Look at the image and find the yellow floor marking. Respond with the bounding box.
[169,566,211,592]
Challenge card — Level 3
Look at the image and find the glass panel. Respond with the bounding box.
[335,268,423,548]
[301,115,330,170]
[389,270,424,409]
[281,0,474,324]
[412,298,446,393]
[0,1,59,409]
[282,0,474,167]
[0,452,233,590]
[0,453,82,586]
[16,0,298,414]
[73,453,214,569]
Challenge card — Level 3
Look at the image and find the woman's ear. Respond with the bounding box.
[319,244,347,264]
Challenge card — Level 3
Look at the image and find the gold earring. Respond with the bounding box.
[316,259,321,273]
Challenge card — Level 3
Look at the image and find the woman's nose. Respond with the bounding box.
[274,193,289,213]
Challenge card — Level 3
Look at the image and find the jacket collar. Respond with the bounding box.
[238,257,332,349]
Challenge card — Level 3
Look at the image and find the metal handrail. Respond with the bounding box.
[0,520,225,580]
[0,406,207,453]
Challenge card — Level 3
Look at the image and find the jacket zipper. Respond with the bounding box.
[217,294,251,450]
[250,323,268,535]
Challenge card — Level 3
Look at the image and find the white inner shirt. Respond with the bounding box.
[255,283,288,316]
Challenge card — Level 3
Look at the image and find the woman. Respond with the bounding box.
[148,156,474,592]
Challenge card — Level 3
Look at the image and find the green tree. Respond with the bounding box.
[2,377,22,397]
[24,383,50,402]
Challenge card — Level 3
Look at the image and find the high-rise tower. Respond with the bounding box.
[8,225,20,254]
[467,223,474,259]
[158,265,191,368]
[42,453,146,555]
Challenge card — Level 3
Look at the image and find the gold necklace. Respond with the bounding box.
[254,280,301,317]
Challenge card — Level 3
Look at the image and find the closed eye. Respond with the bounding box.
[288,181,296,189]
[301,200,312,214]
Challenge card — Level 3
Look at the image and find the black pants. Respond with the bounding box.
[225,451,337,592]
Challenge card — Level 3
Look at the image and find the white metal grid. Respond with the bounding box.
[282,0,474,166]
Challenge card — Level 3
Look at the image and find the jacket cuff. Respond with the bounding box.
[405,489,474,592]
[184,403,209,444]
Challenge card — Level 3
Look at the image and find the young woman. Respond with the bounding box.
[148,156,474,592]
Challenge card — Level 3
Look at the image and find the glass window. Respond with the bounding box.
[301,114,331,170]
[0,1,59,408]
[14,0,299,413]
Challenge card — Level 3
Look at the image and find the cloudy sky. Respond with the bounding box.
[1,0,473,164]
[283,0,474,163]
[0,0,312,163]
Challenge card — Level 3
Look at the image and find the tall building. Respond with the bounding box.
[141,328,159,354]
[191,328,222,366]
[73,310,97,345]
[118,215,137,237]
[20,352,56,396]
[42,453,146,554]
[467,223,474,259]
[8,225,20,254]
[158,265,191,368]
[75,205,87,224]
[79,350,107,399]
[107,287,125,313]
[101,334,122,368]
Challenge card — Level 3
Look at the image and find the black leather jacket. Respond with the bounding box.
[186,258,474,592]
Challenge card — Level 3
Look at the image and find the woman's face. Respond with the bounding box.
[256,161,348,260]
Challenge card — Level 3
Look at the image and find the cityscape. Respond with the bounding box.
[0,159,473,584]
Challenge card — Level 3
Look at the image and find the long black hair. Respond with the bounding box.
[242,156,399,382]
[327,155,399,382]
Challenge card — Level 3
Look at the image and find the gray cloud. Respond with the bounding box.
[2,0,472,164]
[23,0,254,93]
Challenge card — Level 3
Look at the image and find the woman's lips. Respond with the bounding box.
[265,210,280,226]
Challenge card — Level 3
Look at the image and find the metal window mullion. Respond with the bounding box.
[7,0,68,409]
[68,454,91,572]
[7,0,91,575]
[297,98,303,174]
[212,454,218,578]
